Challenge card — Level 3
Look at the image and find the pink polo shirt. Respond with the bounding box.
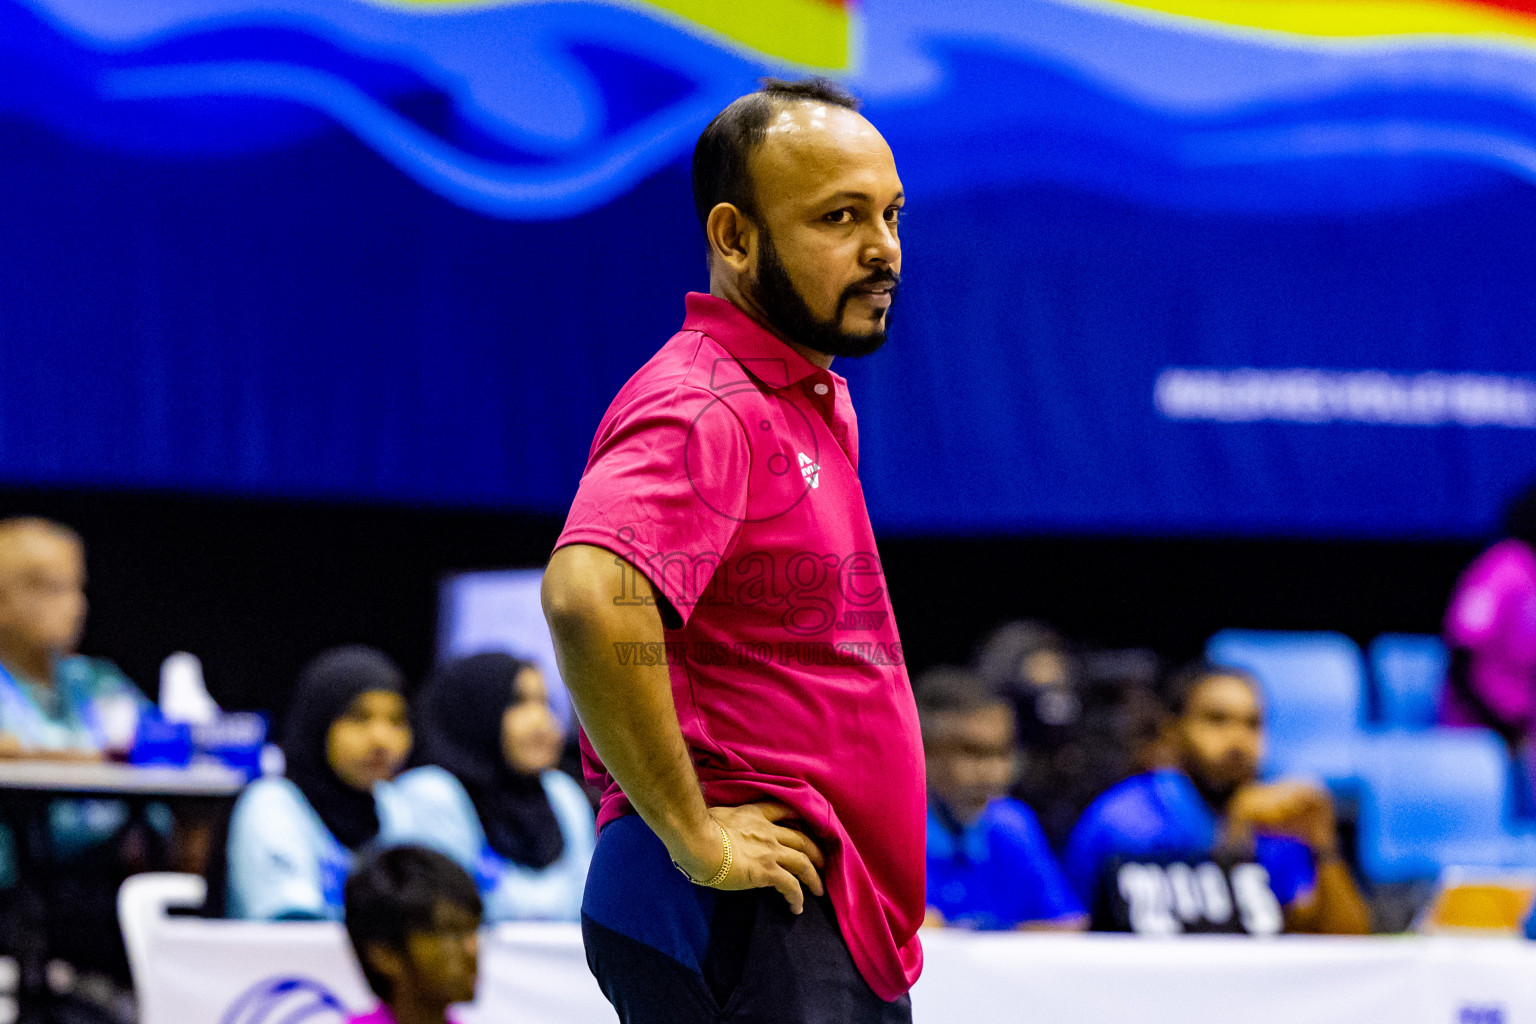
[347,1007,461,1024]
[1442,538,1536,730]
[554,292,925,1001]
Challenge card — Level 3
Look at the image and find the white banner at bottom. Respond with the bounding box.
[122,876,1536,1024]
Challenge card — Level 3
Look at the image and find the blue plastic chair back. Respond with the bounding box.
[1357,729,1520,883]
[1369,633,1448,730]
[1206,630,1366,752]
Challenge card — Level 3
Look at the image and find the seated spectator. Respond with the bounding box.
[343,845,481,1024]
[972,620,1081,750]
[1441,480,1536,758]
[917,666,1085,932]
[0,517,146,762]
[225,646,474,919]
[0,516,157,987]
[1064,661,1370,935]
[974,620,1166,851]
[413,653,594,922]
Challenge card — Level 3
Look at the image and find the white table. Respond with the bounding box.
[0,760,244,797]
[0,762,245,1023]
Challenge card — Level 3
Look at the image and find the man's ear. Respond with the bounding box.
[364,942,408,987]
[705,203,756,275]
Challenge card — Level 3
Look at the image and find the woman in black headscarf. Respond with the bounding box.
[414,652,595,921]
[224,646,416,919]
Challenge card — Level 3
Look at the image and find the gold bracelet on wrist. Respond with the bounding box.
[702,821,732,886]
[672,820,732,887]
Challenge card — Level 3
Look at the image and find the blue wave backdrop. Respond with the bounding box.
[2,0,1535,536]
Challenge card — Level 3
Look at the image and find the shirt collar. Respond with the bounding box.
[927,796,993,863]
[682,292,826,390]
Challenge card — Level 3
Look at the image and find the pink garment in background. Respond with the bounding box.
[1441,539,1536,730]
[345,1009,396,1024]
[346,1007,462,1024]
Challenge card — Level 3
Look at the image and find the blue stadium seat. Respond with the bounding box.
[1356,728,1536,884]
[1205,630,1366,787]
[1368,633,1448,730]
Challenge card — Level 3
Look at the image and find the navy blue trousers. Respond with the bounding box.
[581,815,913,1024]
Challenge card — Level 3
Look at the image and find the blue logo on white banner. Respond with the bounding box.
[1458,1007,1506,1024]
[220,977,350,1024]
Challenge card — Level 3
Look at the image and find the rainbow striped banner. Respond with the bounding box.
[388,0,855,67]
[1104,0,1536,44]
[638,0,853,67]
[11,0,1536,219]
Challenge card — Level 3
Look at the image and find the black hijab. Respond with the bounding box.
[282,645,407,851]
[416,652,565,869]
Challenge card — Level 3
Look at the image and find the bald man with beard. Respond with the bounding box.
[543,78,920,1023]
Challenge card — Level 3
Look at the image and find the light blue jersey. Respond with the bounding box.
[476,772,594,923]
[0,657,155,881]
[393,768,594,923]
[0,656,146,755]
[226,765,481,920]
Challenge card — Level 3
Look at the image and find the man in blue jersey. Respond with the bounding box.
[1064,661,1370,935]
[918,667,1085,932]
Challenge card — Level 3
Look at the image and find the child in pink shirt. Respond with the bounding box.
[343,845,482,1024]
